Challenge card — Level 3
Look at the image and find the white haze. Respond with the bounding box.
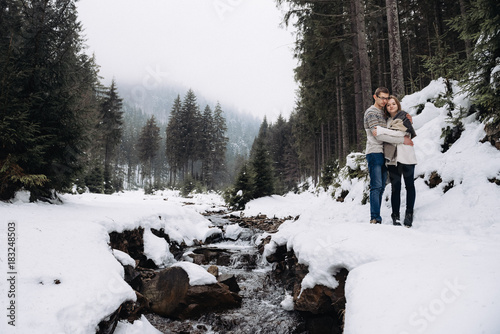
[76,0,298,121]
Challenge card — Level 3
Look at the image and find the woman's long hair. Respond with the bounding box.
[384,95,402,117]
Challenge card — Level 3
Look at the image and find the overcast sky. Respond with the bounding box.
[76,0,298,121]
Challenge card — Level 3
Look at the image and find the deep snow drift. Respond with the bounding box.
[1,78,499,334]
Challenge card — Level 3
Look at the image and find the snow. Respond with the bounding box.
[143,228,175,268]
[280,293,294,311]
[0,191,220,334]
[171,261,218,286]
[0,79,499,333]
[114,315,162,334]
[224,223,243,240]
[112,249,136,268]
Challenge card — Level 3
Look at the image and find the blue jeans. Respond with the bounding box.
[366,153,387,222]
[388,163,416,215]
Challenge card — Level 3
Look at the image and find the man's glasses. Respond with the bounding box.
[377,95,389,101]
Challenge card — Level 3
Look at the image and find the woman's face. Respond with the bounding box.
[386,98,399,116]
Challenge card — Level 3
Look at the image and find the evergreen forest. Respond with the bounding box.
[1,0,499,204]
[225,0,499,209]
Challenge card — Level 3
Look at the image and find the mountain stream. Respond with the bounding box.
[145,214,306,334]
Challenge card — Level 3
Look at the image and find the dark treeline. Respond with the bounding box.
[225,0,499,208]
[1,0,100,201]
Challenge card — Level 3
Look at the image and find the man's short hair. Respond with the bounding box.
[374,87,390,96]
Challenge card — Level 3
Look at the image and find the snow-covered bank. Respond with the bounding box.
[242,79,500,333]
[0,190,223,334]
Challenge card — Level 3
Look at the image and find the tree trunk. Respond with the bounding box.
[458,0,472,59]
[335,76,342,161]
[386,0,405,97]
[351,0,372,149]
[321,122,325,168]
[339,69,349,162]
[350,0,363,149]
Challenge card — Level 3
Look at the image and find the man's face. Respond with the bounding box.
[374,92,389,109]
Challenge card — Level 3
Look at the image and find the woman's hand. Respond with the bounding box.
[406,113,413,124]
[372,126,377,136]
[403,136,414,146]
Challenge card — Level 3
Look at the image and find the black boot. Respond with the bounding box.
[404,213,413,228]
[391,213,401,226]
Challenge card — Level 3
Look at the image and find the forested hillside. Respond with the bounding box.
[225,0,499,208]
[114,84,261,193]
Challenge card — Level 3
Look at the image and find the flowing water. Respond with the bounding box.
[145,214,306,334]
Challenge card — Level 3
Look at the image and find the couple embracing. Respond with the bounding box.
[364,87,417,227]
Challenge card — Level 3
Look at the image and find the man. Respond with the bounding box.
[364,87,413,224]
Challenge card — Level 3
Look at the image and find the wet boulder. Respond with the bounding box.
[140,266,242,320]
[217,273,240,293]
[188,247,232,266]
[294,284,337,314]
[181,282,242,319]
[204,228,224,244]
[140,266,190,318]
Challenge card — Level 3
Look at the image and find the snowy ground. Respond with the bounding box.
[0,191,225,334]
[1,79,500,334]
[243,80,500,334]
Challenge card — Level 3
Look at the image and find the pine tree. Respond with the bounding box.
[137,115,161,193]
[0,1,47,198]
[211,102,228,189]
[166,95,183,185]
[98,80,124,194]
[269,115,288,194]
[200,105,214,187]
[118,104,143,190]
[178,89,200,178]
[228,163,255,210]
[1,0,100,201]
[251,136,275,198]
[450,0,500,122]
[250,118,275,198]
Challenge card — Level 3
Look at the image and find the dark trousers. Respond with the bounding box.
[388,163,416,215]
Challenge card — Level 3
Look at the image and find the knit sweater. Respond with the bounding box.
[363,105,405,154]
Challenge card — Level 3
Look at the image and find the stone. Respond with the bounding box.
[187,253,206,265]
[482,121,500,150]
[119,291,149,323]
[191,247,231,265]
[204,229,223,244]
[294,268,348,314]
[181,283,242,319]
[294,284,336,314]
[426,171,442,188]
[207,265,219,277]
[140,266,242,320]
[257,235,272,255]
[217,274,240,293]
[123,265,142,291]
[140,266,190,318]
[109,228,144,260]
[265,243,348,333]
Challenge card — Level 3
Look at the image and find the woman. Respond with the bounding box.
[380,96,417,227]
